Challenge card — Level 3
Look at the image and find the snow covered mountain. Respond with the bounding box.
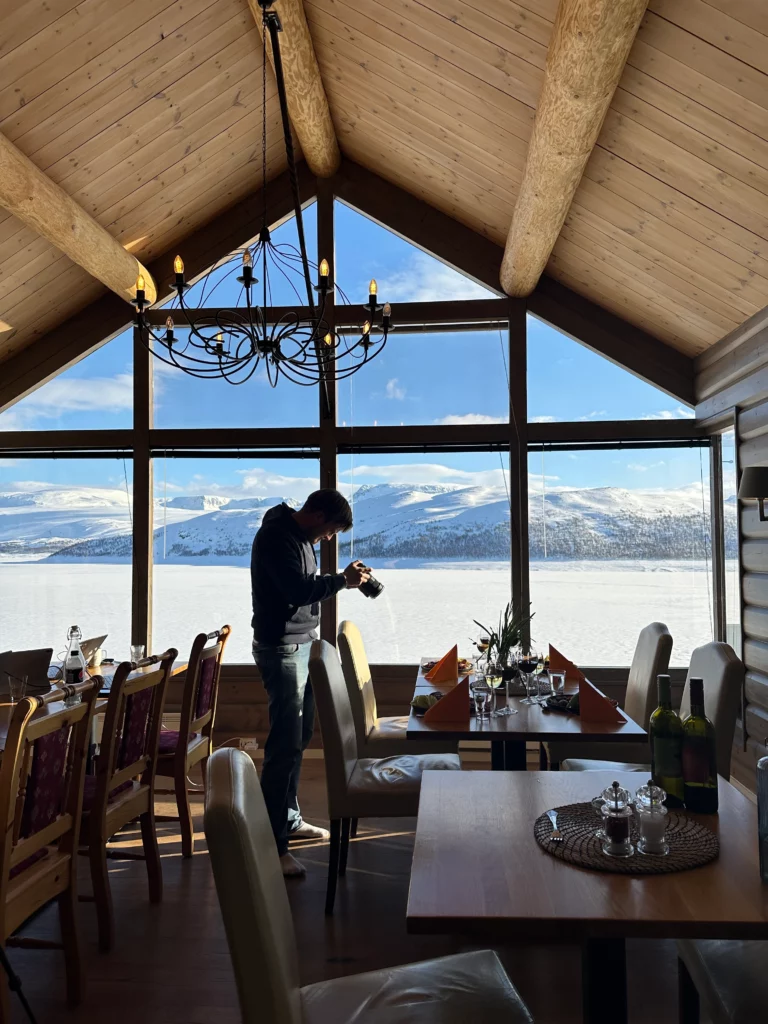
[0,481,737,564]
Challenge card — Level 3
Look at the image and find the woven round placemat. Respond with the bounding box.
[533,801,719,875]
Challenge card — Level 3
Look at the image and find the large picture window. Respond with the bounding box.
[151,455,319,662]
[527,445,713,666]
[337,450,512,663]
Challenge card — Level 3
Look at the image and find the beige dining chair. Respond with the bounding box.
[562,641,744,777]
[677,938,767,1024]
[204,747,534,1024]
[338,620,458,758]
[309,639,461,913]
[544,622,672,770]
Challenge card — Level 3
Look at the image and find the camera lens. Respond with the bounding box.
[359,575,384,599]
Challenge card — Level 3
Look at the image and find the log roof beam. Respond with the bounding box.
[249,0,340,178]
[0,131,156,307]
[500,0,649,298]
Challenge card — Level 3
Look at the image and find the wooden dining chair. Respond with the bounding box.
[156,625,230,858]
[0,680,98,1018]
[79,649,177,952]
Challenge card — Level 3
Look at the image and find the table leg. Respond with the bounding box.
[491,740,526,770]
[491,741,505,771]
[582,938,626,1024]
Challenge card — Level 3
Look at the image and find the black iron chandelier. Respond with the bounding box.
[132,0,391,388]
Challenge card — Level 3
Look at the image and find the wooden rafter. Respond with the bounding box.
[0,131,156,306]
[249,0,340,178]
[500,0,649,299]
[0,164,316,413]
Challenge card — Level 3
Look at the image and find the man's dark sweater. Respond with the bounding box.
[251,503,347,645]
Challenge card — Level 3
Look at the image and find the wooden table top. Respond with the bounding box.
[407,770,768,942]
[408,666,646,743]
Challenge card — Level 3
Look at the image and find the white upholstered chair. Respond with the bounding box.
[338,620,458,758]
[545,622,672,769]
[309,639,461,913]
[204,747,534,1024]
[562,641,744,777]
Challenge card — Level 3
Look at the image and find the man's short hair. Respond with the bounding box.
[301,489,353,531]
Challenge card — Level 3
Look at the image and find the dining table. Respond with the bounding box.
[408,662,647,769]
[407,769,768,1023]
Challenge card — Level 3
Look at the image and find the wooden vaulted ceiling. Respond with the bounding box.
[0,0,767,378]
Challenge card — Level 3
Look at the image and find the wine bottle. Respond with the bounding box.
[649,674,684,808]
[682,677,718,813]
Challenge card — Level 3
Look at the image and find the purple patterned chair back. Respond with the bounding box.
[184,626,230,741]
[195,656,217,720]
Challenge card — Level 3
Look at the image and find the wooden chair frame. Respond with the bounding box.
[157,626,230,858]
[0,680,98,1017]
[80,649,176,952]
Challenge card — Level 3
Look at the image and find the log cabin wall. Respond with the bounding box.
[696,307,768,791]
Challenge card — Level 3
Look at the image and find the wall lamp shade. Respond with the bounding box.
[738,466,768,521]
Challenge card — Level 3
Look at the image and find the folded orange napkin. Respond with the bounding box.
[424,645,459,684]
[422,676,470,723]
[578,677,624,723]
[549,644,586,684]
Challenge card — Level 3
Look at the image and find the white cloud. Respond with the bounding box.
[434,413,506,425]
[340,461,510,489]
[530,415,555,424]
[377,253,493,303]
[641,407,693,420]
[0,372,133,430]
[627,460,667,472]
[384,378,406,401]
[578,410,608,422]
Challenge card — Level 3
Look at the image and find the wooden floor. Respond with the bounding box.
[9,762,706,1024]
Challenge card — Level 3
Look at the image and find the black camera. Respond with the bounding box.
[359,572,384,599]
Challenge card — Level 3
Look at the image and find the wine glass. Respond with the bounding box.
[518,651,539,704]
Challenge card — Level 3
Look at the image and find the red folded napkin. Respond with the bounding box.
[549,644,586,684]
[422,676,470,724]
[424,645,459,684]
[578,677,624,723]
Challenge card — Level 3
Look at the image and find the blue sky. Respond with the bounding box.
[0,202,708,497]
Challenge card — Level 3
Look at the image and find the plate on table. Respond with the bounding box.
[421,657,474,677]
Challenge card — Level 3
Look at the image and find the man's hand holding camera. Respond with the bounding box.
[343,560,372,589]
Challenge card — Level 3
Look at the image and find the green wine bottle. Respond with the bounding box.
[682,677,718,814]
[649,674,684,808]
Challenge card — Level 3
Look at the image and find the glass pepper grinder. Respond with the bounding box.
[635,780,669,856]
[601,781,635,859]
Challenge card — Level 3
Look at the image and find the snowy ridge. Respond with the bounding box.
[0,483,737,564]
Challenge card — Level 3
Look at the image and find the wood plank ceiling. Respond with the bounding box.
[0,0,767,367]
[0,0,291,363]
[306,0,768,356]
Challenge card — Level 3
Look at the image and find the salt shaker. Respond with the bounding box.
[757,753,768,882]
[601,781,635,859]
[635,780,669,856]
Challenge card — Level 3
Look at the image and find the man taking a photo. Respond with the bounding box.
[251,488,370,877]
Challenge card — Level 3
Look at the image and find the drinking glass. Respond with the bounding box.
[487,664,518,717]
[7,673,27,705]
[518,653,539,704]
[130,644,145,663]
[471,679,493,719]
[551,671,566,695]
[536,669,553,702]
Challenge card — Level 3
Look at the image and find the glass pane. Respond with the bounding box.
[527,314,694,423]
[152,456,319,662]
[154,206,319,428]
[0,457,133,657]
[337,451,512,663]
[337,329,509,427]
[0,329,133,432]
[528,447,713,667]
[722,428,740,652]
[334,200,496,305]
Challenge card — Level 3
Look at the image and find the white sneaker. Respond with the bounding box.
[289,821,330,841]
[280,852,307,877]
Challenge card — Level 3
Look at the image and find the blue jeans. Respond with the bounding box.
[253,641,314,856]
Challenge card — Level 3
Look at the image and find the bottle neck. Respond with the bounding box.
[689,678,705,718]
[657,676,672,710]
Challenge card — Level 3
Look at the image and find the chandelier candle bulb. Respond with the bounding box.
[165,316,175,343]
[173,254,185,290]
[238,250,254,286]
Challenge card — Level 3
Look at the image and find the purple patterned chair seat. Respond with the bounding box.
[81,775,135,813]
[158,730,200,755]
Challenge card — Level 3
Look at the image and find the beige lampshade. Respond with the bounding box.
[738,466,768,499]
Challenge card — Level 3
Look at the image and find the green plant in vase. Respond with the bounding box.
[474,603,534,694]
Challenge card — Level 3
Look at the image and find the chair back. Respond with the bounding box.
[624,622,673,728]
[0,680,98,936]
[338,620,378,747]
[181,626,231,746]
[308,640,359,817]
[680,642,744,780]
[91,649,177,819]
[204,747,302,1024]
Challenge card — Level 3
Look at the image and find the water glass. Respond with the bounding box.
[471,679,493,719]
[551,671,566,695]
[537,670,553,700]
[130,644,145,663]
[7,673,27,705]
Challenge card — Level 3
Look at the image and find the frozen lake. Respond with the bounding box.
[0,559,724,667]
